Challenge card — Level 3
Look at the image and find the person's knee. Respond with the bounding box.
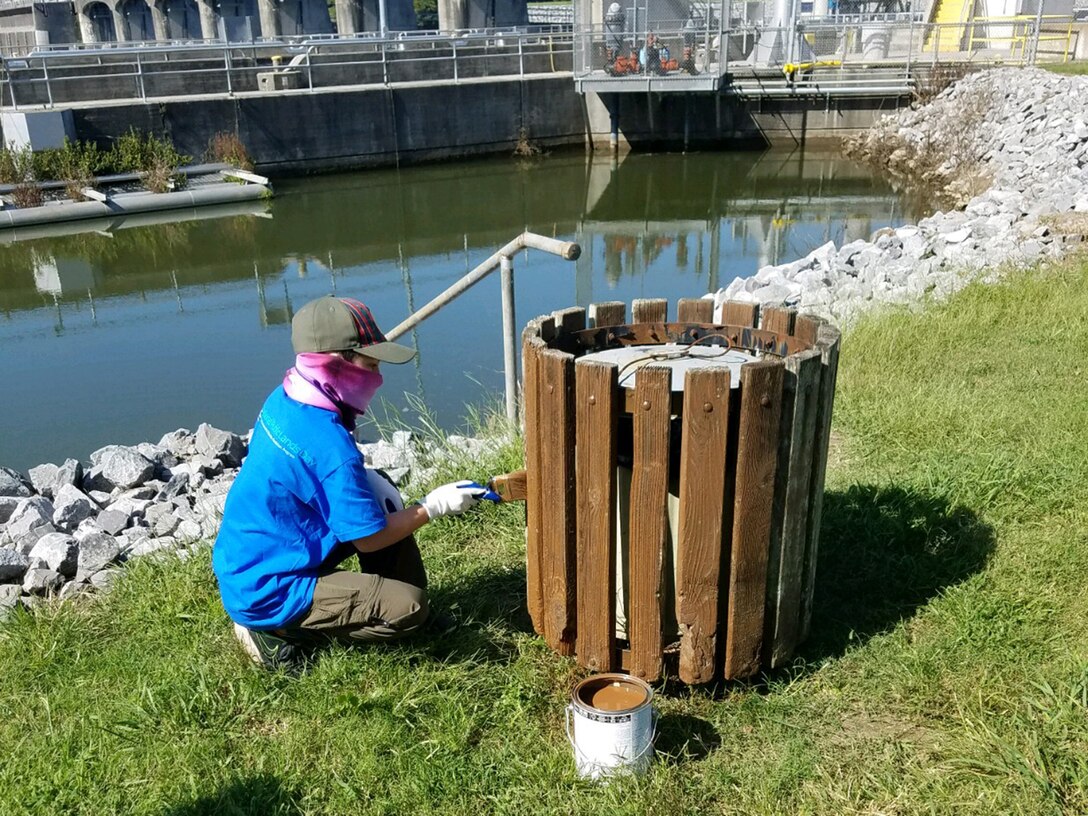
[389,586,429,636]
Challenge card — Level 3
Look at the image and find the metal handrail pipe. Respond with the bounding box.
[17,27,573,61]
[730,84,914,96]
[385,231,579,341]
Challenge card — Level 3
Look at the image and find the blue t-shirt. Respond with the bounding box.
[212,386,386,629]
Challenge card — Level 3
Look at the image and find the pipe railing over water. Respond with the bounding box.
[386,231,581,425]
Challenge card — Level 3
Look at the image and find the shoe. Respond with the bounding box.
[424,608,459,636]
[233,623,300,672]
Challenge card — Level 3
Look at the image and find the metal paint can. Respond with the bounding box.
[566,674,656,780]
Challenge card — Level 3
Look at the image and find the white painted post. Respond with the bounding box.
[42,57,54,107]
[500,254,517,424]
[135,50,146,99]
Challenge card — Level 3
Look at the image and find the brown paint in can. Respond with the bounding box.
[575,676,649,712]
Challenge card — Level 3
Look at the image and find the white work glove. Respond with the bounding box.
[420,480,494,520]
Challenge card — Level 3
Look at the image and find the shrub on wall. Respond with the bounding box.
[33,140,107,201]
[111,130,191,193]
[4,146,44,208]
[0,130,199,206]
[205,131,255,172]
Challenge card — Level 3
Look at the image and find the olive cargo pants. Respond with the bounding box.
[285,469,429,644]
[286,534,429,643]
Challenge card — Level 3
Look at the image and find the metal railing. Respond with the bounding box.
[386,232,581,424]
[574,14,1078,95]
[966,14,1076,62]
[0,27,574,109]
[1,12,1078,107]
[0,0,68,8]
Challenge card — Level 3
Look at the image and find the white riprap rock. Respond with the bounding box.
[89,446,156,490]
[75,533,121,582]
[0,467,31,498]
[52,484,99,532]
[0,548,30,582]
[22,568,64,596]
[28,532,79,577]
[195,423,246,468]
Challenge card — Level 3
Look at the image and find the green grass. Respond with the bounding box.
[3,257,1088,813]
[1043,61,1088,75]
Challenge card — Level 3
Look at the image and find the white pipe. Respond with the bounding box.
[500,254,517,424]
[385,231,580,340]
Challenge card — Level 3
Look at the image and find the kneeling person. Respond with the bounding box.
[213,295,491,670]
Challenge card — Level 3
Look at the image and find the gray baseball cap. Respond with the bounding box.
[291,296,415,364]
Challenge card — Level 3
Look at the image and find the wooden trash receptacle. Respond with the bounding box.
[521,296,841,684]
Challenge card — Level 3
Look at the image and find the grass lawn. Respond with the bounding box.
[2,256,1088,814]
[1044,61,1088,75]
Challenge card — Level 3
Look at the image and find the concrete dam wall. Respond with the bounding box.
[57,75,906,174]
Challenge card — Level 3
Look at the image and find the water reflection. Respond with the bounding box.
[0,148,912,471]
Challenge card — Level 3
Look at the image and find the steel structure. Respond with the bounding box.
[572,0,1078,93]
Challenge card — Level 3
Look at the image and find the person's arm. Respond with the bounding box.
[349,480,496,553]
[351,503,429,553]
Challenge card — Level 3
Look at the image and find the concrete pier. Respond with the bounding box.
[198,0,218,40]
[256,0,279,37]
[44,74,908,176]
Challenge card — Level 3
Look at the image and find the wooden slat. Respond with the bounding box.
[628,365,672,683]
[724,359,784,680]
[676,367,731,684]
[573,323,812,358]
[589,301,626,328]
[632,298,668,324]
[721,300,760,328]
[553,306,587,336]
[521,318,552,635]
[793,313,823,345]
[800,324,841,642]
[538,348,577,655]
[575,359,619,672]
[761,306,796,337]
[677,298,713,323]
[764,349,822,668]
[623,387,683,416]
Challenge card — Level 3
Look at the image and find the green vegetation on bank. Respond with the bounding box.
[0,130,252,206]
[2,257,1087,814]
[1044,61,1088,75]
[0,131,190,204]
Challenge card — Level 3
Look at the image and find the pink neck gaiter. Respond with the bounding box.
[282,352,383,429]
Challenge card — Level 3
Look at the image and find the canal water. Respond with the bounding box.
[0,148,915,472]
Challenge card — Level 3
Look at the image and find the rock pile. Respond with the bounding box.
[0,424,247,619]
[0,423,502,619]
[710,67,1088,324]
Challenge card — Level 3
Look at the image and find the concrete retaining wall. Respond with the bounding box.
[53,75,905,174]
[67,75,591,173]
